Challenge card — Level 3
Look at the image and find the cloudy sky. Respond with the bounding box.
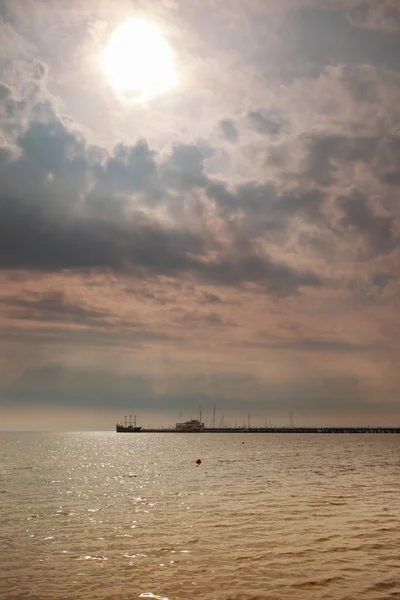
[1,0,400,430]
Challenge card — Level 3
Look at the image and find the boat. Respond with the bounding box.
[116,415,142,432]
[175,419,205,432]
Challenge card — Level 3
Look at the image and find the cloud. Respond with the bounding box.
[280,6,400,75]
[339,64,380,102]
[160,142,211,190]
[0,291,111,325]
[0,103,322,296]
[92,140,158,195]
[1,0,400,427]
[0,195,207,273]
[2,357,395,425]
[301,133,378,186]
[179,310,236,328]
[383,170,400,186]
[345,1,400,32]
[247,111,283,136]
[336,189,396,255]
[15,363,155,404]
[219,119,239,141]
[202,292,223,304]
[372,272,395,290]
[242,336,386,354]
[201,253,321,294]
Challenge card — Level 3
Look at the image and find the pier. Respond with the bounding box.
[117,426,400,434]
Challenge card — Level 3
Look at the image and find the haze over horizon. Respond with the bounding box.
[1,0,400,430]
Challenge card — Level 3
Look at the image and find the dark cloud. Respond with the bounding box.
[202,292,223,304]
[0,194,206,273]
[219,119,239,141]
[302,134,378,186]
[1,291,111,324]
[281,7,400,76]
[160,143,211,190]
[339,64,379,102]
[16,363,155,404]
[125,286,170,305]
[0,317,181,353]
[297,132,400,207]
[94,140,158,195]
[0,108,322,296]
[207,179,325,236]
[0,81,26,118]
[0,187,321,293]
[240,337,385,354]
[0,82,12,101]
[382,170,400,186]
[277,188,325,220]
[292,339,386,354]
[202,253,321,295]
[179,311,236,328]
[19,121,83,171]
[32,59,47,80]
[377,136,400,185]
[267,145,288,168]
[247,111,282,136]
[346,1,400,32]
[372,272,395,290]
[207,180,278,219]
[336,189,396,255]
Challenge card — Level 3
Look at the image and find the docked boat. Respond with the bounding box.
[116,415,142,432]
[175,419,205,432]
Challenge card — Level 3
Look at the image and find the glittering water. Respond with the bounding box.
[1,432,400,600]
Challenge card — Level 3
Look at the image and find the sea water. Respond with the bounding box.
[1,432,400,599]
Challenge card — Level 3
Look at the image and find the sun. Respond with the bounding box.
[100,19,177,102]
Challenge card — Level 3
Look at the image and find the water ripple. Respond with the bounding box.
[1,432,400,599]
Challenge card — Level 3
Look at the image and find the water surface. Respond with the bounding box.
[1,432,400,599]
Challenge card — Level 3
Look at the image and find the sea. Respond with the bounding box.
[1,432,400,600]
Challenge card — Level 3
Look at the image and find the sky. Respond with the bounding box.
[0,0,400,430]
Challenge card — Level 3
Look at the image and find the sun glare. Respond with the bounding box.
[100,19,177,102]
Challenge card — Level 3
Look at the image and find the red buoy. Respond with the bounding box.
[196,458,202,465]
